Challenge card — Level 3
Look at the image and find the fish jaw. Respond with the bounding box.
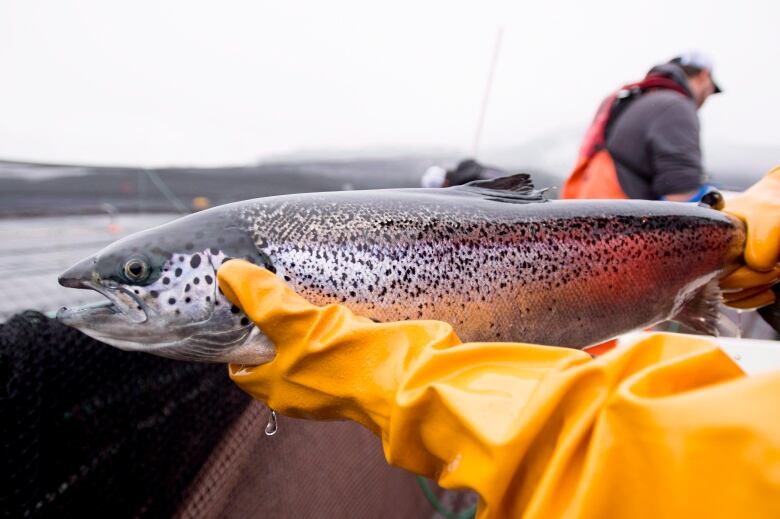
[56,300,120,328]
[56,281,151,347]
[55,299,150,351]
[58,255,149,324]
[56,297,277,364]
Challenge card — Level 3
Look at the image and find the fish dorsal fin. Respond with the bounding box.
[453,173,547,204]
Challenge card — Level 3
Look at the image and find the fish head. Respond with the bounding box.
[57,213,276,364]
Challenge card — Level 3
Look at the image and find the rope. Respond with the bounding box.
[415,476,476,519]
[143,169,190,214]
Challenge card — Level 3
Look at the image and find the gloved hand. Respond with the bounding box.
[218,260,780,519]
[721,166,780,309]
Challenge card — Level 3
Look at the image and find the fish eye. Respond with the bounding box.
[124,258,150,282]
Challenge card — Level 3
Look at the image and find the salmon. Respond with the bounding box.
[57,174,745,363]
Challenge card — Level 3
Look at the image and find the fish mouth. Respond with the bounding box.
[58,280,149,325]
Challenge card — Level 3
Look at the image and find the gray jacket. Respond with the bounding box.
[605,63,705,199]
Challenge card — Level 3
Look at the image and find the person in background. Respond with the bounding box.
[421,159,508,188]
[562,52,721,201]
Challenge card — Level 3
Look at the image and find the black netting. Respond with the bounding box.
[1,312,250,518]
[0,312,474,519]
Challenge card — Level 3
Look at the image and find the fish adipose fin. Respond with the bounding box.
[671,279,723,336]
[454,173,548,204]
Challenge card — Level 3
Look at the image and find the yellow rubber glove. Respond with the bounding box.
[219,260,780,519]
[721,166,780,309]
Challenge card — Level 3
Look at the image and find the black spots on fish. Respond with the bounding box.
[284,275,291,282]
[185,243,194,251]
[350,290,356,297]
[205,275,213,284]
[266,265,277,274]
[175,309,181,315]
[240,317,250,326]
[168,298,176,305]
[185,297,191,303]
[185,284,191,292]
[133,289,139,294]
[193,277,200,285]
[230,304,240,314]
[150,290,159,298]
[190,254,202,268]
[206,296,211,302]
[210,247,219,255]
[162,277,170,285]
[179,256,185,262]
[256,237,268,248]
[175,268,182,277]
[137,305,142,310]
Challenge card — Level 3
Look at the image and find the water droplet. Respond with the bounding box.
[265,410,278,436]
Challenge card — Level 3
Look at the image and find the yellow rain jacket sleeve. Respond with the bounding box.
[721,166,780,309]
[219,260,780,519]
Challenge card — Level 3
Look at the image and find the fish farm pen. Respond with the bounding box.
[0,311,475,518]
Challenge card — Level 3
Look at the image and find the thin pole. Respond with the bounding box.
[144,168,190,214]
[472,27,504,158]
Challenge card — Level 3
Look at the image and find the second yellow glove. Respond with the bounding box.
[721,166,780,309]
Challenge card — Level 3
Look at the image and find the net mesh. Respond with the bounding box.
[1,312,472,518]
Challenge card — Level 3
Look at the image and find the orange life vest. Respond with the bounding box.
[561,149,628,200]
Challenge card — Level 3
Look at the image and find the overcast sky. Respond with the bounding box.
[0,0,778,167]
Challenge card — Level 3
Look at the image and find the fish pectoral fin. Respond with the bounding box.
[670,279,723,336]
[453,173,548,204]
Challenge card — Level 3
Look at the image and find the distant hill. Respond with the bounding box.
[3,138,775,216]
[0,157,441,217]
